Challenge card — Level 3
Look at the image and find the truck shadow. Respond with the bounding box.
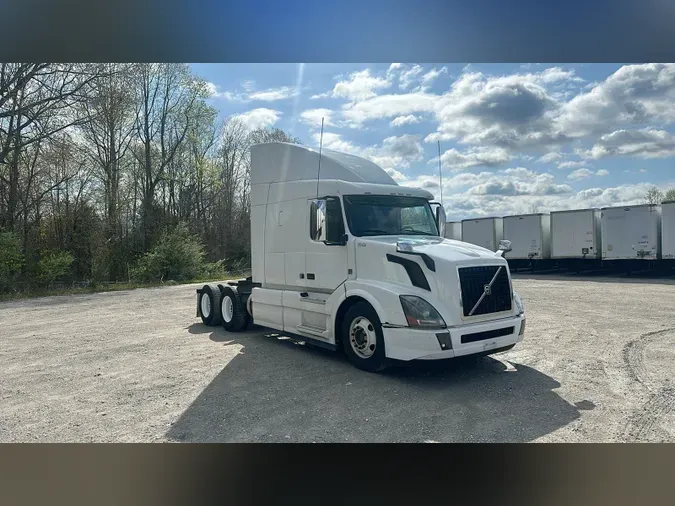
[170,324,580,443]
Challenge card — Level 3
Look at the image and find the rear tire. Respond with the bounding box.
[341,302,387,373]
[199,285,222,326]
[220,286,250,332]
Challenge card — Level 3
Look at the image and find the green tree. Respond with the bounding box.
[131,222,208,282]
[0,231,24,292]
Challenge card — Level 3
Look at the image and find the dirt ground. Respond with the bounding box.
[1,276,673,443]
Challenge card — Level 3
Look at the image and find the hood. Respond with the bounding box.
[353,235,513,325]
[358,235,504,262]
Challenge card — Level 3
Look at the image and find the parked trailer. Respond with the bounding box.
[550,208,602,259]
[461,217,503,251]
[444,221,461,241]
[503,213,551,260]
[601,204,661,260]
[662,201,675,260]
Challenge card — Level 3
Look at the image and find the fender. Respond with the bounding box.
[337,280,409,329]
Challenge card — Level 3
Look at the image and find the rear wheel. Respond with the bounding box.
[220,286,250,332]
[199,285,222,326]
[341,302,387,373]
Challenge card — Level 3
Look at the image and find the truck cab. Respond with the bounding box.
[197,142,525,372]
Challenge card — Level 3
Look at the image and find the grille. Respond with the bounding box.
[458,265,512,317]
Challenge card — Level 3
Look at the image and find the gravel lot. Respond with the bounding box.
[1,276,673,443]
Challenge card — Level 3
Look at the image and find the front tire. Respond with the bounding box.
[199,285,222,326]
[220,286,250,332]
[341,302,387,373]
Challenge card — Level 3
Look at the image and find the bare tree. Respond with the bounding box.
[80,63,136,280]
[133,63,207,249]
[664,188,675,202]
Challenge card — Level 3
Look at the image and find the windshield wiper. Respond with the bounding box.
[401,228,436,236]
[358,228,393,236]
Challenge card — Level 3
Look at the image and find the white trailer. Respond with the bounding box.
[601,204,661,260]
[195,142,525,372]
[444,221,462,241]
[662,200,675,260]
[461,217,504,251]
[550,208,602,259]
[502,213,551,260]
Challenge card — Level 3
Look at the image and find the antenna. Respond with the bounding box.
[438,140,443,206]
[316,117,324,198]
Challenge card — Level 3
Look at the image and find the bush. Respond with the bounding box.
[131,222,207,282]
[0,232,24,292]
[35,250,74,288]
[200,259,227,279]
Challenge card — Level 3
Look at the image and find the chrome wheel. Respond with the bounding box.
[222,295,234,323]
[200,293,211,318]
[349,316,377,359]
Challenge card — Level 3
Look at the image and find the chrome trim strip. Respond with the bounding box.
[262,283,334,295]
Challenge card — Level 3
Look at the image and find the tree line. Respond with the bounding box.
[0,63,298,293]
[644,186,675,205]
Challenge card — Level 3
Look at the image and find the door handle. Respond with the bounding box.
[306,273,315,280]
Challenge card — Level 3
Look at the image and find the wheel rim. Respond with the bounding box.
[349,316,377,359]
[222,295,234,323]
[201,293,211,318]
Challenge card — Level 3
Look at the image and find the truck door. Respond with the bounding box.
[305,196,349,294]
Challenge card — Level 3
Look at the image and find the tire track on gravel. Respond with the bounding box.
[622,328,675,442]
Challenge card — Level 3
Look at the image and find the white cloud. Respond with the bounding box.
[332,69,391,102]
[560,63,675,137]
[399,65,424,90]
[206,81,297,102]
[231,108,282,130]
[387,63,403,77]
[557,160,588,169]
[390,114,422,127]
[435,146,511,171]
[567,168,595,181]
[205,81,248,102]
[538,152,562,164]
[342,92,438,125]
[427,70,568,150]
[420,67,448,90]
[596,169,609,176]
[385,167,407,182]
[248,86,297,101]
[310,92,331,100]
[300,108,334,128]
[312,132,424,171]
[579,128,675,159]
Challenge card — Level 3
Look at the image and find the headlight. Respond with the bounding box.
[513,291,524,315]
[399,295,446,328]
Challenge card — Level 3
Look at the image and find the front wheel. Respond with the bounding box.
[341,302,387,373]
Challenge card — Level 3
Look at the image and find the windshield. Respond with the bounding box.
[343,195,439,237]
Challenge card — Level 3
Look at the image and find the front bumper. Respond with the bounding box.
[382,314,525,361]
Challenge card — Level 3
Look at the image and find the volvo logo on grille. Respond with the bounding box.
[483,284,492,295]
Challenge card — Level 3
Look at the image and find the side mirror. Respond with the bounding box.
[430,202,446,237]
[496,239,512,256]
[311,199,327,242]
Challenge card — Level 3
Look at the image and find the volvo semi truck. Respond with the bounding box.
[196,142,526,372]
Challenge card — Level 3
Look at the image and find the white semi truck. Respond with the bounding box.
[196,142,525,372]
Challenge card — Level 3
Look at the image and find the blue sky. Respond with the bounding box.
[190,63,675,220]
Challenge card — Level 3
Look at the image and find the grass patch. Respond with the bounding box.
[0,272,251,302]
